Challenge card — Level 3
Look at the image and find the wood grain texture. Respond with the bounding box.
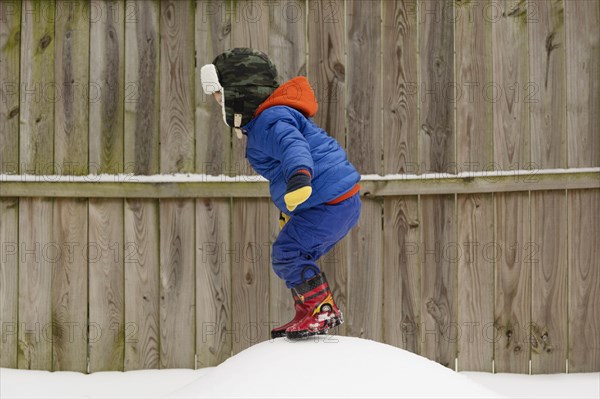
[124,199,160,370]
[89,0,125,174]
[529,0,565,169]
[0,0,21,174]
[419,0,454,174]
[457,194,494,372]
[347,198,383,341]
[308,0,346,145]
[494,192,531,374]
[316,223,350,337]
[123,0,161,371]
[568,189,600,372]
[125,0,160,176]
[565,0,600,167]
[456,0,492,172]
[88,198,124,372]
[382,0,418,174]
[51,198,87,371]
[383,196,420,353]
[455,0,494,372]
[19,0,55,174]
[159,199,195,368]
[160,0,195,174]
[0,198,19,368]
[420,195,457,368]
[269,0,306,81]
[231,198,270,355]
[346,0,381,174]
[266,0,306,341]
[268,204,293,339]
[18,198,53,370]
[531,190,567,373]
[196,0,232,175]
[54,0,89,175]
[492,0,530,170]
[231,0,269,176]
[196,198,231,368]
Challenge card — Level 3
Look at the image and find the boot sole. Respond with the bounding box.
[285,317,343,340]
[271,330,287,339]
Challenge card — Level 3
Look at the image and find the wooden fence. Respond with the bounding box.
[0,0,599,374]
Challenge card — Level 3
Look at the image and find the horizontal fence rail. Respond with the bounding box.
[1,168,598,198]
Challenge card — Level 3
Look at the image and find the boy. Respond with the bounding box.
[201,48,361,339]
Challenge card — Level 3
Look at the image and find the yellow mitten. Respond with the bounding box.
[283,170,312,212]
[279,211,290,229]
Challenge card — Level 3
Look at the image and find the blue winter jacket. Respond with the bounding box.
[241,76,361,214]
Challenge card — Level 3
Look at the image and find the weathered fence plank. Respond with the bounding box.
[494,192,531,374]
[51,0,90,373]
[51,198,88,372]
[159,199,195,368]
[54,0,89,175]
[0,0,21,369]
[565,0,600,167]
[420,194,456,368]
[159,0,196,369]
[231,198,271,355]
[419,0,454,174]
[568,189,600,372]
[88,0,125,373]
[346,0,381,175]
[124,199,160,370]
[160,0,194,174]
[18,198,53,370]
[345,0,383,343]
[196,0,232,176]
[267,0,307,341]
[456,0,492,173]
[89,0,124,174]
[88,198,124,372]
[196,198,232,368]
[309,0,348,336]
[529,1,568,374]
[457,194,494,372]
[455,0,494,373]
[529,0,565,170]
[0,0,21,174]
[383,0,418,174]
[531,190,567,373]
[19,0,55,175]
[123,0,161,371]
[125,0,160,176]
[492,0,530,170]
[383,196,420,353]
[347,198,383,341]
[0,198,19,368]
[269,0,306,83]
[230,0,268,176]
[268,203,292,339]
[308,0,345,145]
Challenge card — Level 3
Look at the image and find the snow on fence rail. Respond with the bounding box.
[1,168,598,198]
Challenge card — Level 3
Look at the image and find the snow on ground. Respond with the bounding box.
[1,335,598,399]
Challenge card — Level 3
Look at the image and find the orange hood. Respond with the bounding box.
[254,76,318,118]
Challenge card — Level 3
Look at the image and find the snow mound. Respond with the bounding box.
[170,335,503,398]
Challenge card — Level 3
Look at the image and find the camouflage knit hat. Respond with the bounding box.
[201,48,279,135]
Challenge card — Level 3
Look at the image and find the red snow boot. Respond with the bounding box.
[271,268,343,339]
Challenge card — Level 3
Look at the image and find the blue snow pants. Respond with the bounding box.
[272,192,362,289]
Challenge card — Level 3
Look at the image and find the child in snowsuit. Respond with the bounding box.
[201,48,361,339]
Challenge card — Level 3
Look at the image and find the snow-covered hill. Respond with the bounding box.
[1,335,598,398]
